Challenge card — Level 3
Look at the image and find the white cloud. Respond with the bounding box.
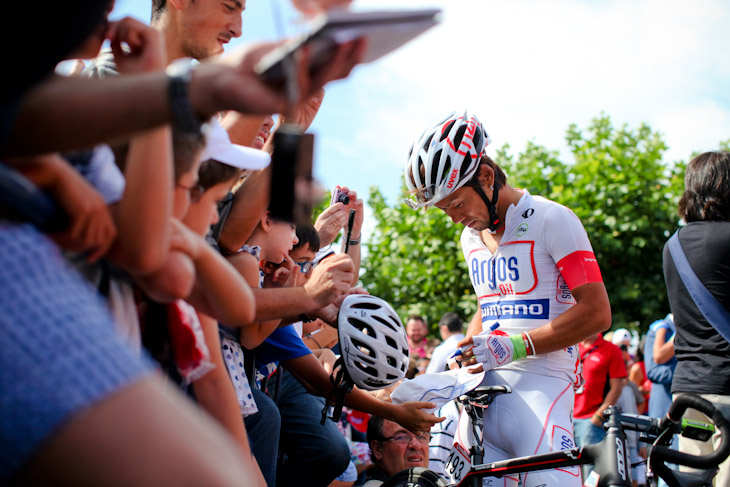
[313,0,730,191]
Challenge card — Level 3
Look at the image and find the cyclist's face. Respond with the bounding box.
[436,186,491,231]
[371,420,429,476]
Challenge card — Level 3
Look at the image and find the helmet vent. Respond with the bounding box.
[351,302,381,310]
[460,156,472,176]
[441,158,451,183]
[440,120,456,141]
[473,129,483,152]
[385,336,397,350]
[373,315,396,332]
[386,355,396,367]
[387,374,398,380]
[422,133,435,152]
[348,317,375,337]
[352,337,374,357]
[354,361,378,376]
[430,150,443,187]
[454,124,467,147]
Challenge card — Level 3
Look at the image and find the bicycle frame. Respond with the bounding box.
[458,410,629,487]
[447,390,730,487]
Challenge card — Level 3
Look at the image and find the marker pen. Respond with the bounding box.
[449,322,501,359]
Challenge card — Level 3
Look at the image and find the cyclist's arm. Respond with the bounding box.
[528,281,611,354]
[653,326,675,364]
[517,206,611,354]
[465,308,482,339]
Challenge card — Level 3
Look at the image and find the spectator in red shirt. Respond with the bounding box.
[574,332,628,480]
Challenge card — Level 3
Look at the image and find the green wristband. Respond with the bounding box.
[510,334,527,360]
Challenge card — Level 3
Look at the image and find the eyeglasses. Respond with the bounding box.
[176,182,205,203]
[295,260,317,274]
[403,185,434,210]
[379,432,431,445]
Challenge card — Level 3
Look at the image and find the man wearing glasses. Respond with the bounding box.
[357,416,431,486]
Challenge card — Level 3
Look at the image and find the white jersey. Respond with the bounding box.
[461,190,602,384]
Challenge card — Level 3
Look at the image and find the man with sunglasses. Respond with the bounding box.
[357,416,430,486]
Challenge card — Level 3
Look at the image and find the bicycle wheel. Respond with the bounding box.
[380,467,449,487]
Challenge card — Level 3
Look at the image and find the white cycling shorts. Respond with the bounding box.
[479,369,581,487]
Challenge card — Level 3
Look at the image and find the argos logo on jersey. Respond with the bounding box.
[480,299,550,320]
[469,242,537,296]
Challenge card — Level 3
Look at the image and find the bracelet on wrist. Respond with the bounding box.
[521,331,536,356]
[347,235,361,246]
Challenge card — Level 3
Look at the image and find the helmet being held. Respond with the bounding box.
[404,109,490,210]
[338,294,409,391]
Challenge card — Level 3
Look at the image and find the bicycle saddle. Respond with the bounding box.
[461,385,512,405]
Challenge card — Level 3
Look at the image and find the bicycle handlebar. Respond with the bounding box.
[652,394,730,470]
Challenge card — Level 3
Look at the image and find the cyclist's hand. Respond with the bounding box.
[458,331,528,372]
[393,401,445,432]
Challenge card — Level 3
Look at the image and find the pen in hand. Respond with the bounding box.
[450,322,501,360]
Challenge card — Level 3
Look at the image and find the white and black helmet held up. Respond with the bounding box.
[338,294,409,391]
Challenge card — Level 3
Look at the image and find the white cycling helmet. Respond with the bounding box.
[404,109,490,210]
[338,294,409,391]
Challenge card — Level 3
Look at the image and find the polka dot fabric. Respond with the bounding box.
[221,337,258,417]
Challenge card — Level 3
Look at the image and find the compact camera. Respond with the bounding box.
[330,186,350,206]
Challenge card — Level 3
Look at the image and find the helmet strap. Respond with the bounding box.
[473,183,501,232]
[321,356,354,425]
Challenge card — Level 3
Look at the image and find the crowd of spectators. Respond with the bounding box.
[0,1,442,485]
[2,1,728,486]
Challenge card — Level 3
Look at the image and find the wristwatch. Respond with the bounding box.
[166,58,204,134]
[347,235,361,246]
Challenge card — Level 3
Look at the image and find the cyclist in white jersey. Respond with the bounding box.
[404,110,611,486]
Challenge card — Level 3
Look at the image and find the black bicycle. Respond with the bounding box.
[382,385,730,487]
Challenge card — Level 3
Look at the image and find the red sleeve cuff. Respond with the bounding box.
[557,251,603,290]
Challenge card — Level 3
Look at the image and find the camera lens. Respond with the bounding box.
[337,193,350,205]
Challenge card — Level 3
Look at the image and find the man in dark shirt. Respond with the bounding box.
[663,150,730,485]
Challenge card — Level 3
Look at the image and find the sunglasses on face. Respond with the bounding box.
[295,260,318,274]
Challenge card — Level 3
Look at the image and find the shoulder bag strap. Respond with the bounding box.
[667,230,730,342]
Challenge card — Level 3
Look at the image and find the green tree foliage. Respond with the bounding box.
[362,114,691,334]
[362,187,477,331]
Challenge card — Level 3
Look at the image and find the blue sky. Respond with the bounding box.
[109,0,730,233]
